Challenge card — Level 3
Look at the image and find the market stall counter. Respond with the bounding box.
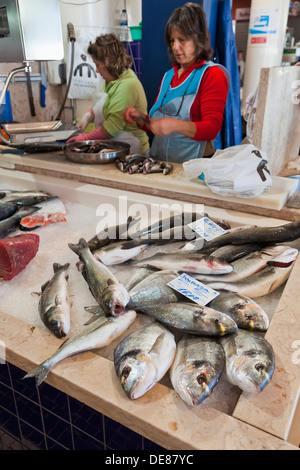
[0,168,299,450]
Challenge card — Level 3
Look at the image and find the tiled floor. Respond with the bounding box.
[0,361,164,450]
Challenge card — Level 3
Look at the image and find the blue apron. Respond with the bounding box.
[149,61,228,164]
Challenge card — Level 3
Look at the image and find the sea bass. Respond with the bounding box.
[170,335,225,406]
[23,309,137,386]
[0,189,51,206]
[68,238,130,316]
[114,321,176,400]
[128,270,183,308]
[136,302,237,336]
[93,239,152,265]
[87,216,140,251]
[19,196,67,231]
[0,202,18,221]
[39,263,71,338]
[208,290,269,331]
[196,220,300,252]
[207,248,298,298]
[220,329,275,393]
[194,245,288,283]
[130,251,233,275]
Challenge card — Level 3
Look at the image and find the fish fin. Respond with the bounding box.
[54,294,63,306]
[149,332,165,355]
[107,278,117,286]
[84,305,106,324]
[22,364,51,387]
[40,280,50,292]
[68,238,88,255]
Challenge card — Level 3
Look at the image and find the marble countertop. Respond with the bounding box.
[0,168,299,450]
[0,149,299,221]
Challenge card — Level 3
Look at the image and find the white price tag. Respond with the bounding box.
[188,216,226,241]
[167,273,219,306]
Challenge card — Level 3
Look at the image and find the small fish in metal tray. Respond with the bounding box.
[69,143,110,154]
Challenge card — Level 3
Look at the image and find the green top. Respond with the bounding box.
[102,69,149,153]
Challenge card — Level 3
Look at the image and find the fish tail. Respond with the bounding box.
[23,363,51,387]
[53,262,70,273]
[68,238,88,255]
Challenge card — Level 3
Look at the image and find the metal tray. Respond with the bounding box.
[63,140,131,164]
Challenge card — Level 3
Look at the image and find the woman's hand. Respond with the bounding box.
[124,107,150,128]
[149,117,197,138]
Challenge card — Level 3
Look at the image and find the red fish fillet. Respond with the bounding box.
[0,234,39,280]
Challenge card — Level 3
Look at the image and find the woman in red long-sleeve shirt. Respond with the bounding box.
[124,2,229,164]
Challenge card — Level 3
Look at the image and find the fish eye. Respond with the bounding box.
[255,363,264,372]
[121,366,131,380]
[245,314,254,321]
[197,373,207,385]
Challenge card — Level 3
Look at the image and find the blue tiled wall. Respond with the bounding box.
[0,362,165,451]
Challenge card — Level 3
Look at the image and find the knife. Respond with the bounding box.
[25,70,36,117]
[40,61,47,107]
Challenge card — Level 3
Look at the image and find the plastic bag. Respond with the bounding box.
[67,29,104,100]
[183,144,272,198]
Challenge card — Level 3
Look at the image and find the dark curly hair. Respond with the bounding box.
[87,33,133,79]
[165,2,213,64]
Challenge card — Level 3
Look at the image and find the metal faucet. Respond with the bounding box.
[0,61,32,110]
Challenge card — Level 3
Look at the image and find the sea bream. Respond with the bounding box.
[114,321,176,400]
[38,263,71,338]
[207,247,298,298]
[220,329,275,393]
[136,302,237,336]
[170,335,225,406]
[68,238,130,316]
[130,251,233,275]
[19,196,67,231]
[208,290,269,331]
[23,309,137,386]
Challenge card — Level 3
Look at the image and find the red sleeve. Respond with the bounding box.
[191,66,229,141]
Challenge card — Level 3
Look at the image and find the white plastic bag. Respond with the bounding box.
[67,29,104,100]
[183,144,272,198]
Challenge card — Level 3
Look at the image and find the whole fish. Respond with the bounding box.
[208,243,263,262]
[0,189,51,206]
[68,238,130,316]
[0,205,39,239]
[196,220,300,252]
[0,202,18,221]
[136,302,237,336]
[23,309,137,386]
[125,267,156,292]
[207,249,298,298]
[38,263,71,338]
[114,321,176,400]
[193,245,288,283]
[87,216,140,251]
[208,290,269,331]
[220,329,275,393]
[170,335,225,406]
[19,196,67,231]
[127,270,184,308]
[93,239,151,265]
[130,251,233,275]
[181,225,256,252]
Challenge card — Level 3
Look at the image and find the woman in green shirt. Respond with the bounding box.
[67,34,149,155]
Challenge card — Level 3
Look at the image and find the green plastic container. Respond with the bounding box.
[130,25,142,41]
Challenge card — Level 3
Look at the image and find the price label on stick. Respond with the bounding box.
[168,273,219,306]
[188,216,226,241]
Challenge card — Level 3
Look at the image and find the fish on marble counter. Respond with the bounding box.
[23,309,137,386]
[19,196,67,231]
[114,321,176,399]
[38,263,71,338]
[170,335,225,406]
[220,329,275,393]
[68,238,130,316]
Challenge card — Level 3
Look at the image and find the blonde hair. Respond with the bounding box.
[88,33,133,78]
